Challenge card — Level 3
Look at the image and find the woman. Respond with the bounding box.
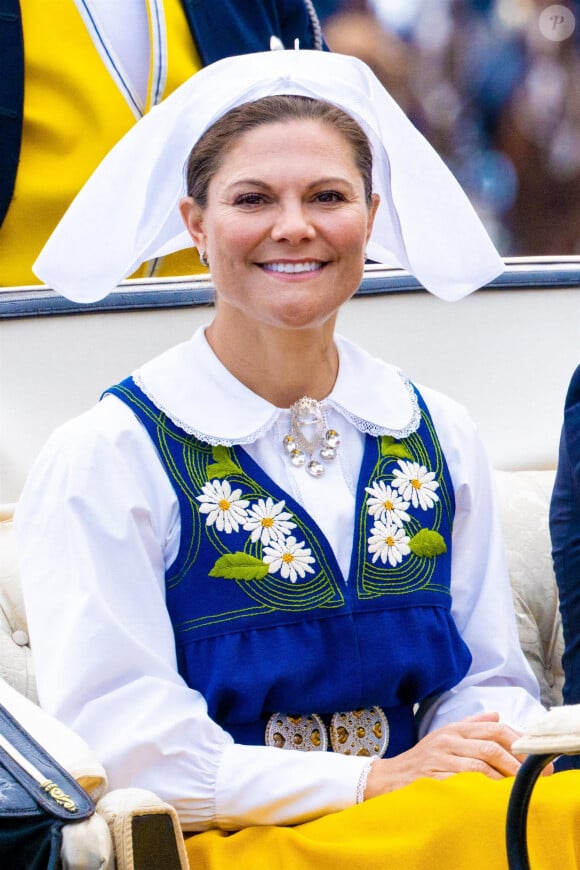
[15,50,580,867]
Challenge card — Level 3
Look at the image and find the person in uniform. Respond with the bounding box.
[0,0,323,286]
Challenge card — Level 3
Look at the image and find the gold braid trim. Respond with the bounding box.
[41,780,78,813]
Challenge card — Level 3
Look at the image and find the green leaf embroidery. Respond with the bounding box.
[206,445,240,479]
[380,435,412,460]
[209,553,271,581]
[409,529,447,558]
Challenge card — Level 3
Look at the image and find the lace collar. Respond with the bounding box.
[133,326,420,446]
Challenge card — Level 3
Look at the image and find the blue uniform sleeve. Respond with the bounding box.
[179,0,324,66]
[551,364,580,705]
[0,0,24,228]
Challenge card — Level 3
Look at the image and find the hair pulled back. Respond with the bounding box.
[185,95,374,208]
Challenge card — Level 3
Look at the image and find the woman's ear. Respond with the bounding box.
[179,196,206,251]
[366,193,380,244]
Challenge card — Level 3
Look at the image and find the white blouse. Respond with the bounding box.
[15,328,543,832]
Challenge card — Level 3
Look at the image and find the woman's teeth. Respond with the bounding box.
[263,261,322,273]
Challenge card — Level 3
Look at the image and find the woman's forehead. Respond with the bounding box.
[208,120,362,186]
[228,115,351,146]
[217,117,361,166]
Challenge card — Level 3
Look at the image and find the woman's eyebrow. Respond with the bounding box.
[225,176,357,192]
[227,178,271,189]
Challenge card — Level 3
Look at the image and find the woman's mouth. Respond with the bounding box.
[260,261,325,274]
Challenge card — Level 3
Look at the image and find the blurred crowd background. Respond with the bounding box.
[315,0,580,257]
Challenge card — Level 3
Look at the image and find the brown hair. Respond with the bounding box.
[185,95,373,208]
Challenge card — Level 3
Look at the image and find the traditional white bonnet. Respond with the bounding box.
[34,49,503,302]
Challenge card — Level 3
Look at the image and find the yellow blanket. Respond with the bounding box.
[186,772,580,869]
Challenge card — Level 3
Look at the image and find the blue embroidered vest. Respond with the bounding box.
[104,378,472,756]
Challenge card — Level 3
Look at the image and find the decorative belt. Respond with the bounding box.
[265,707,389,757]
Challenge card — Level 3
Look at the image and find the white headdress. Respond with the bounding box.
[34,49,503,303]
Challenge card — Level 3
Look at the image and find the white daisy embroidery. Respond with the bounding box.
[263,536,316,584]
[391,460,440,510]
[365,480,410,527]
[368,521,411,567]
[197,480,249,533]
[243,497,296,545]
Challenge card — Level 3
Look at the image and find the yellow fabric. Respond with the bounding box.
[1,0,202,287]
[185,772,580,869]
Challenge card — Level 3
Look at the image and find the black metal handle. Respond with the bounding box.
[505,753,558,870]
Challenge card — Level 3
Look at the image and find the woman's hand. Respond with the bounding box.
[364,711,547,799]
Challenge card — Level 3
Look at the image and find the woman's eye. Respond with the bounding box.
[315,190,346,204]
[235,193,266,206]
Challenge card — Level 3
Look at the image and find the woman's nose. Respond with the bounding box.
[270,202,316,243]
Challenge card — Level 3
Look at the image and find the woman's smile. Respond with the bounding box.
[259,260,327,275]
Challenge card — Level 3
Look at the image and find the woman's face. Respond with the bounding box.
[180,118,379,335]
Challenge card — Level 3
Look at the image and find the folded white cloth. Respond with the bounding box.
[33,49,503,303]
[61,814,114,870]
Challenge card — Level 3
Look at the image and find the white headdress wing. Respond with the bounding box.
[34,50,503,302]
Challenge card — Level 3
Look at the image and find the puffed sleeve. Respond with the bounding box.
[15,397,370,831]
[415,388,544,736]
[550,365,580,705]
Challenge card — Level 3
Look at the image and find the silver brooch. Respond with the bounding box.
[282,397,340,478]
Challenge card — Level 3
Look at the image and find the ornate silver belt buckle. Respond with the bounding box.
[329,706,389,757]
[265,713,328,752]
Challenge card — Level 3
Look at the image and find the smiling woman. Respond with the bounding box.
[13,48,580,869]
